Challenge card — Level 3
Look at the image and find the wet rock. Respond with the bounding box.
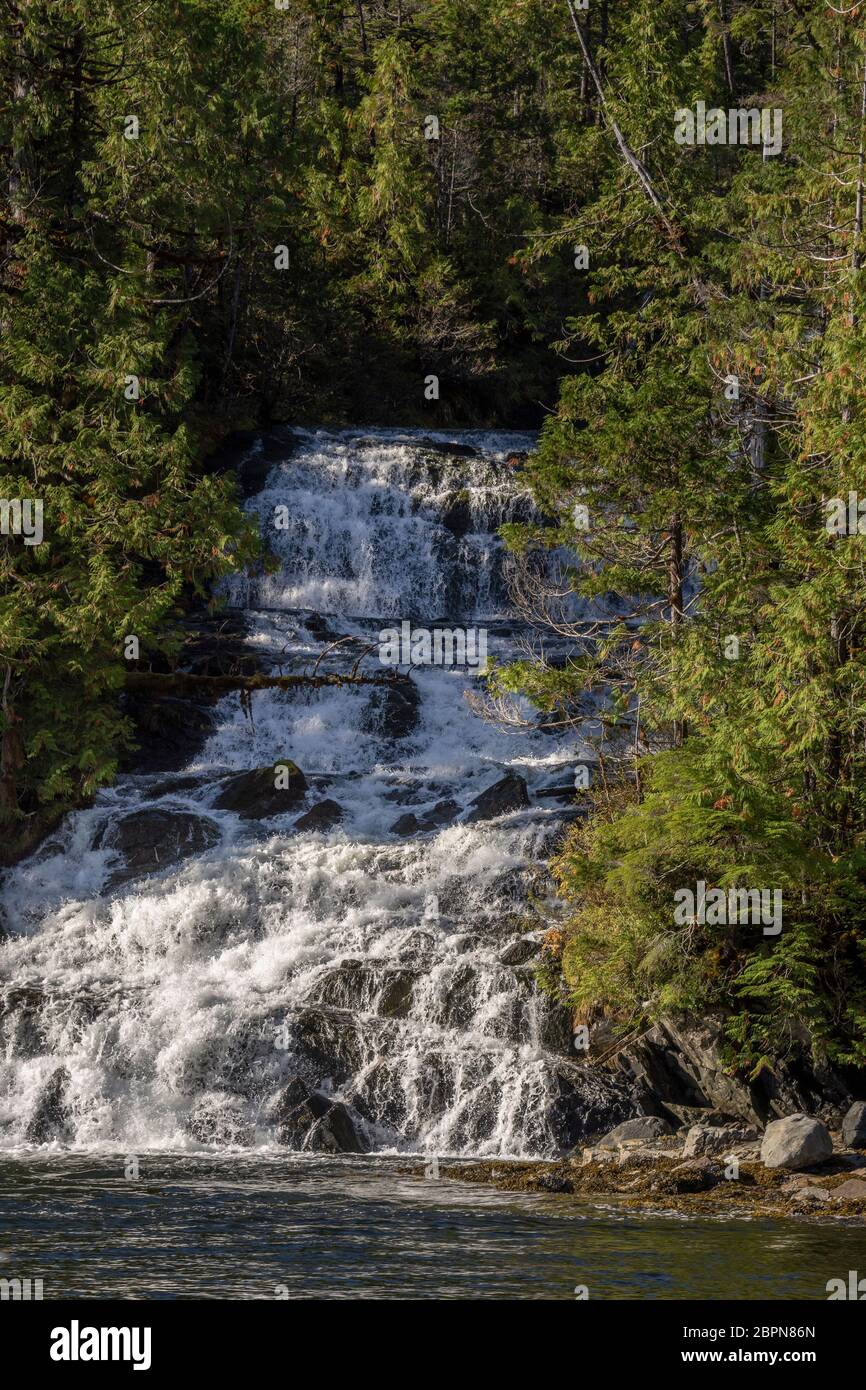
[305,963,415,1020]
[351,1050,454,1137]
[391,798,459,837]
[533,1172,574,1194]
[535,783,580,803]
[306,961,371,1013]
[0,987,46,1059]
[760,1113,833,1170]
[377,970,415,1019]
[842,1101,866,1149]
[214,762,307,818]
[268,1076,314,1119]
[549,1065,642,1150]
[437,963,478,1030]
[274,1090,334,1147]
[441,493,473,536]
[187,1091,253,1146]
[294,799,344,832]
[463,772,529,824]
[304,1100,369,1154]
[537,998,575,1056]
[276,1100,320,1147]
[682,1123,760,1158]
[499,936,542,967]
[302,613,337,641]
[203,425,295,488]
[178,611,262,678]
[267,1071,369,1154]
[236,429,298,496]
[291,1007,380,1087]
[143,773,212,800]
[598,1116,672,1148]
[98,809,220,886]
[361,679,420,741]
[25,1067,72,1144]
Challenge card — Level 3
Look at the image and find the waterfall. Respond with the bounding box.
[0,429,638,1157]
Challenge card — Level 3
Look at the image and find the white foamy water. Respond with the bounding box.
[0,429,628,1158]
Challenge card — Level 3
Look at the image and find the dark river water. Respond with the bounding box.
[1,1154,863,1300]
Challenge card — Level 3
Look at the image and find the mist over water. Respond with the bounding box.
[0,429,607,1158]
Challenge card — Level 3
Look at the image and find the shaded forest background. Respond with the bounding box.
[3,0,866,1071]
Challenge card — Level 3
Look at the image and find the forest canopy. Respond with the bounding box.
[2,0,866,1066]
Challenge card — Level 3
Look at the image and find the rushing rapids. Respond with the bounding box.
[0,429,639,1157]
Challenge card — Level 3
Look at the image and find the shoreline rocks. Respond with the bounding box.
[416,1098,866,1220]
[760,1114,833,1170]
[415,1149,866,1221]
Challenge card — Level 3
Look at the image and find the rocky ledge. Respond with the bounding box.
[418,1105,866,1222]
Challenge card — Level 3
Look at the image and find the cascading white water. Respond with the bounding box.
[0,428,635,1157]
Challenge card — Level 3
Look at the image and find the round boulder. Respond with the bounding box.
[760,1113,833,1170]
[597,1115,672,1148]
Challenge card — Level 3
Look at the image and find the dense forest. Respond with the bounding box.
[2,0,866,1074]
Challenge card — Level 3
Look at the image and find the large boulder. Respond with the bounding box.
[463,772,529,824]
[597,1115,672,1148]
[842,1101,866,1149]
[99,809,220,886]
[214,761,307,819]
[761,1113,833,1170]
